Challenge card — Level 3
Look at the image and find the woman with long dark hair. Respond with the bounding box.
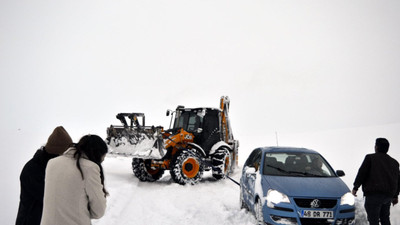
[41,135,108,225]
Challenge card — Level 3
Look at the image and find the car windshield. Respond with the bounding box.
[262,152,336,177]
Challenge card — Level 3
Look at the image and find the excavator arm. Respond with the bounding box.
[220,96,231,143]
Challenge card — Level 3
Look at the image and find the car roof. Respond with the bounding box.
[258,146,319,154]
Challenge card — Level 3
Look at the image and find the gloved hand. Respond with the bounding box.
[352,189,358,197]
[392,197,398,206]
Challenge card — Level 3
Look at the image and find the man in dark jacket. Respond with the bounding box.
[16,126,73,225]
[352,138,400,225]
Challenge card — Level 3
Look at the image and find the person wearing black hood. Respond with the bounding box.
[16,126,73,225]
[352,138,400,225]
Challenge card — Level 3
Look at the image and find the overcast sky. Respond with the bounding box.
[1,0,400,142]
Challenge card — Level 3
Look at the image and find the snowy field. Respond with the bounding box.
[92,155,395,225]
[4,123,400,225]
[91,123,400,225]
[93,156,256,225]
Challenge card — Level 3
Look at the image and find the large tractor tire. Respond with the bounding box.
[170,149,204,185]
[212,148,232,180]
[132,158,164,182]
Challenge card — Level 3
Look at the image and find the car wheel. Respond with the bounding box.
[255,199,264,225]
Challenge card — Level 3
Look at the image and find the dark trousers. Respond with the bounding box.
[364,194,392,225]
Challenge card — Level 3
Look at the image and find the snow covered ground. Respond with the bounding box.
[90,123,400,225]
[93,156,255,225]
[92,155,397,225]
[4,123,400,225]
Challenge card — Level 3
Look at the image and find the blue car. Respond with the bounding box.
[240,147,355,225]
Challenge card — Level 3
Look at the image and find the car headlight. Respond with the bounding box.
[266,189,290,206]
[340,192,355,206]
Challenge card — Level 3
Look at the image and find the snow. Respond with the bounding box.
[2,0,400,224]
[93,155,399,225]
[4,123,400,225]
[108,135,166,159]
[93,123,400,225]
[93,155,256,225]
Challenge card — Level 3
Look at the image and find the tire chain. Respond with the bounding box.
[170,148,204,185]
[212,148,231,180]
[132,158,164,182]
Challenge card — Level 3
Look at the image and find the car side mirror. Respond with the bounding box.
[166,110,172,116]
[336,170,345,177]
[245,167,256,175]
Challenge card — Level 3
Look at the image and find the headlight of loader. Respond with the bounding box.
[340,192,355,206]
[266,189,290,207]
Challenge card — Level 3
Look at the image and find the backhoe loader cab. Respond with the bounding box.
[170,107,226,153]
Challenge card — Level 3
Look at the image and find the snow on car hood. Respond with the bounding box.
[262,175,350,198]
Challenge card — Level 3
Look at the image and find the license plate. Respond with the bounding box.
[301,210,333,218]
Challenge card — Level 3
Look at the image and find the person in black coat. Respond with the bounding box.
[16,126,73,225]
[352,138,400,225]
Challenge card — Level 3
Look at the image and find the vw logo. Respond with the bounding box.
[310,199,321,208]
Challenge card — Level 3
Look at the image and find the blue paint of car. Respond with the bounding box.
[240,147,355,225]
